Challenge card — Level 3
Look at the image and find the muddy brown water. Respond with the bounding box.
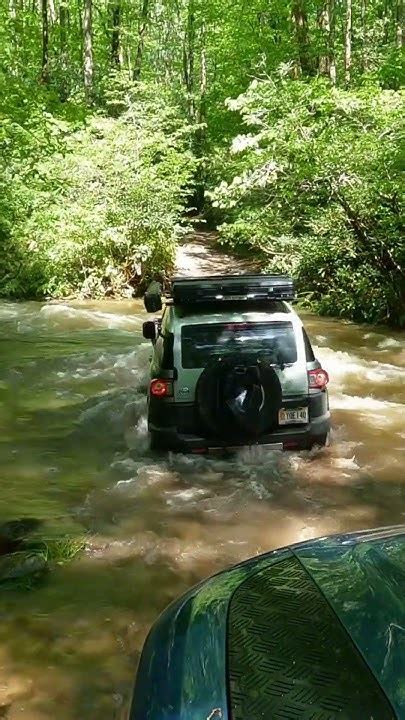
[0,298,404,719]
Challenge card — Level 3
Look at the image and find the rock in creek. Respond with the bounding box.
[0,519,46,587]
[0,518,43,554]
[0,551,47,584]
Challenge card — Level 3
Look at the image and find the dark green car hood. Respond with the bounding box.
[294,526,405,716]
[130,525,405,720]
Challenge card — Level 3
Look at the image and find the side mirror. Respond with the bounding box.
[144,281,162,313]
[143,321,157,342]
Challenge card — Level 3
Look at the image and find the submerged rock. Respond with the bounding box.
[0,518,43,555]
[0,519,83,589]
[0,551,47,584]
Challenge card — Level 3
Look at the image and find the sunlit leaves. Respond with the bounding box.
[214,76,404,325]
[0,80,195,299]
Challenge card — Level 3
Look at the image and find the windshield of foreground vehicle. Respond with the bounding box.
[181,321,297,369]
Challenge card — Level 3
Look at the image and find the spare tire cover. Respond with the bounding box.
[196,354,282,439]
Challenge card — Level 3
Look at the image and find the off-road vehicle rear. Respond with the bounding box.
[142,275,330,453]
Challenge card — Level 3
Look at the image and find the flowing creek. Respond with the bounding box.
[0,298,404,719]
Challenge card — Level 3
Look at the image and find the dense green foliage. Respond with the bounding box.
[0,74,194,298]
[0,0,403,322]
[213,78,404,325]
[1,81,193,298]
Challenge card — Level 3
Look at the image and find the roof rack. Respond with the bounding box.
[143,275,295,313]
[170,274,295,304]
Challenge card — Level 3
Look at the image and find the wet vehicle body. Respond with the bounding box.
[129,525,405,720]
[143,275,331,453]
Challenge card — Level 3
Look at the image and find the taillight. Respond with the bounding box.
[150,379,173,398]
[283,441,299,450]
[308,368,329,390]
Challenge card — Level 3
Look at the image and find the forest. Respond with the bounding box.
[0,0,404,325]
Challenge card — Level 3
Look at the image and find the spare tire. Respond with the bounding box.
[196,354,282,440]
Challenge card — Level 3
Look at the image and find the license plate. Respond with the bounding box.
[279,407,308,425]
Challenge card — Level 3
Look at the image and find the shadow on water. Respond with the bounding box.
[0,299,404,718]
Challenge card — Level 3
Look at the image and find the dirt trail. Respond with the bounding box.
[175,231,260,276]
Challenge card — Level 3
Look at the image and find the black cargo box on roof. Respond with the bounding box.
[169,274,295,304]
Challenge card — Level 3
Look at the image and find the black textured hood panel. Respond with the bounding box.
[228,556,396,720]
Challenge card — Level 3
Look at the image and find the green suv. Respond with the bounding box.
[142,274,330,453]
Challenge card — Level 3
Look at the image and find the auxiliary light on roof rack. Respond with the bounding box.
[143,275,295,312]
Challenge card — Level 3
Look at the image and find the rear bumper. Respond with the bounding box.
[149,414,330,453]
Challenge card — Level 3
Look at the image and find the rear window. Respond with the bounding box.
[181,322,297,369]
[303,329,315,362]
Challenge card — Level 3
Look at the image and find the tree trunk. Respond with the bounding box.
[41,0,49,82]
[127,46,133,78]
[9,0,17,22]
[344,0,352,83]
[110,1,121,67]
[382,0,390,43]
[60,1,68,50]
[361,0,368,71]
[83,0,94,101]
[318,1,330,76]
[183,0,195,120]
[59,1,69,99]
[329,0,336,83]
[9,0,18,53]
[133,0,149,80]
[9,0,21,72]
[48,0,56,24]
[77,0,83,65]
[193,24,207,212]
[396,0,403,47]
[199,46,207,119]
[292,0,313,75]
